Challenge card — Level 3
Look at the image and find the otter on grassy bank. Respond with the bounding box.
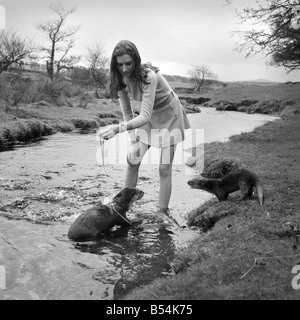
[187,168,264,206]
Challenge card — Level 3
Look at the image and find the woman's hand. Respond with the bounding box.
[96,124,119,141]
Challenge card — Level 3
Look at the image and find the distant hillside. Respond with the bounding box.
[239,79,281,84]
[227,79,281,87]
[163,74,192,84]
[2,68,282,92]
[164,75,283,87]
[164,74,226,91]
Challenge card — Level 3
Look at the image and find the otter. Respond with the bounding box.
[68,187,144,241]
[187,168,264,206]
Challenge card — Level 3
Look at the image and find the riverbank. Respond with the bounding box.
[0,99,123,148]
[0,95,201,149]
[2,81,298,149]
[124,91,300,300]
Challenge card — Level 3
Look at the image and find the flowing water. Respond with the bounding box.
[0,108,279,300]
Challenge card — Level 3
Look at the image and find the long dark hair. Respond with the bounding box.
[109,40,159,100]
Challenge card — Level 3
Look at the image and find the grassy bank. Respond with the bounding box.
[179,82,300,115]
[124,91,300,300]
[0,102,122,148]
[2,72,298,149]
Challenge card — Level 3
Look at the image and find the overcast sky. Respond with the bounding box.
[1,0,299,82]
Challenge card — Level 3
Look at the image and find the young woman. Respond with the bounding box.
[97,40,190,214]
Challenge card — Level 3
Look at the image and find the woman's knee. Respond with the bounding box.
[159,164,172,178]
[127,155,141,168]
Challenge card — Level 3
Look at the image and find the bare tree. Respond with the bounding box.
[226,0,300,72]
[188,65,218,92]
[0,30,36,74]
[38,3,81,81]
[86,44,109,88]
[0,76,31,113]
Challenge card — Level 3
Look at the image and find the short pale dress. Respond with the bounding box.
[118,69,190,148]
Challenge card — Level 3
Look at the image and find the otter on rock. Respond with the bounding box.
[187,168,264,206]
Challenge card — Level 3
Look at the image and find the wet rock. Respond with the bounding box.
[41,175,52,180]
[194,107,202,113]
[184,105,202,114]
[66,163,76,167]
[138,176,151,181]
[216,102,238,111]
[185,156,197,167]
[2,198,31,210]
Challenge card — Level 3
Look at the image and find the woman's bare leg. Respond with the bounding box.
[125,141,150,187]
[158,144,177,211]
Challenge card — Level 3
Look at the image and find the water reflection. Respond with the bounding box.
[72,223,176,299]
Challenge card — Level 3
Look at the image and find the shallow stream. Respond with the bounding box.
[0,108,279,300]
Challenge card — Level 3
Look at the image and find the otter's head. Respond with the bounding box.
[113,187,144,209]
[187,178,214,192]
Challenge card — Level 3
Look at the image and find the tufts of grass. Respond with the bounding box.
[202,157,243,178]
[70,118,99,130]
[124,111,300,300]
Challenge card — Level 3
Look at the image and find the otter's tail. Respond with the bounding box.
[255,181,264,206]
